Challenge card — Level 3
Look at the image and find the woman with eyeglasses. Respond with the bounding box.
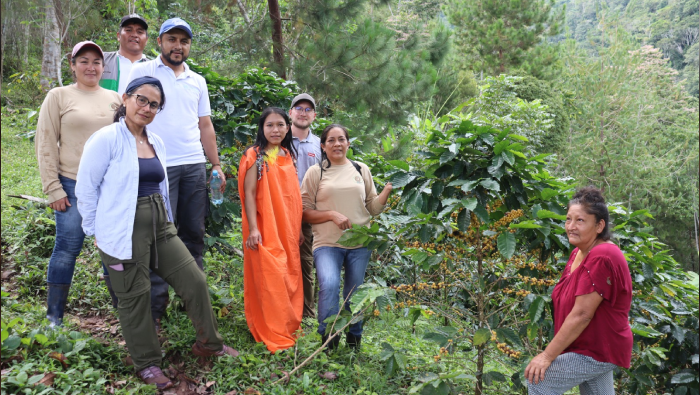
[35,41,121,327]
[76,76,238,390]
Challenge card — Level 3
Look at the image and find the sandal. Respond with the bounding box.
[191,342,240,358]
[136,365,174,390]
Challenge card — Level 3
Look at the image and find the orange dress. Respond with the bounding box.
[238,147,303,353]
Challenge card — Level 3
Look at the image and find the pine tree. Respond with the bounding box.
[446,0,564,77]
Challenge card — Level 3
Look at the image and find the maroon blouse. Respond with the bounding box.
[551,243,633,368]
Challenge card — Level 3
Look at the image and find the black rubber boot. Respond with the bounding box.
[103,275,119,309]
[346,333,362,351]
[321,334,340,352]
[46,283,71,327]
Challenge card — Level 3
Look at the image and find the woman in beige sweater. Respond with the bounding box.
[301,124,392,351]
[35,41,121,326]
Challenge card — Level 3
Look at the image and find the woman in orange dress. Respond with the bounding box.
[238,107,304,353]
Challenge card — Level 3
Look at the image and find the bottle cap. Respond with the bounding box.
[212,170,218,176]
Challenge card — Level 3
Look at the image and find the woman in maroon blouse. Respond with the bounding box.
[526,187,633,394]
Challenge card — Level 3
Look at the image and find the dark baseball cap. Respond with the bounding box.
[291,93,316,109]
[120,14,148,30]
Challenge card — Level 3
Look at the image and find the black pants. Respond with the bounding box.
[150,163,208,320]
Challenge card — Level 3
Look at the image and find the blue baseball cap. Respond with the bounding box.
[159,18,192,38]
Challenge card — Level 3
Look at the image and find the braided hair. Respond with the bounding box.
[245,107,298,179]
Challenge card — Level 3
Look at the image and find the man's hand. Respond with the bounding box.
[49,197,71,212]
[211,165,226,193]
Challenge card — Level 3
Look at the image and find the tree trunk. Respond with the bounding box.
[1,1,10,89]
[41,1,60,91]
[23,23,30,66]
[267,0,286,79]
[474,235,485,395]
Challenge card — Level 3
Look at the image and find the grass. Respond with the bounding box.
[1,109,523,394]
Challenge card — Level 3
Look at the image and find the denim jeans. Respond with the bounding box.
[314,246,370,337]
[47,176,85,285]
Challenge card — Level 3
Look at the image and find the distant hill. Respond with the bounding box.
[554,0,699,96]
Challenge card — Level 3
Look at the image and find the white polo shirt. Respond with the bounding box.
[127,55,211,167]
[117,52,148,94]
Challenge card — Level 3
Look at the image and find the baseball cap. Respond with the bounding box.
[71,41,104,60]
[291,93,316,109]
[159,18,193,38]
[120,13,148,30]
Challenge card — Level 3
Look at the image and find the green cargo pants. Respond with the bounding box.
[100,194,223,371]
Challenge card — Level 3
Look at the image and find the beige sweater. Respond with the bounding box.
[301,161,385,250]
[35,85,121,203]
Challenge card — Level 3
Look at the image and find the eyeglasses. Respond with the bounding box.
[131,94,162,113]
[293,106,314,113]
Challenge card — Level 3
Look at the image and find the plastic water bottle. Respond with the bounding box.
[210,170,223,205]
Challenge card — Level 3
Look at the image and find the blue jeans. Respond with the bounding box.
[314,246,370,337]
[47,176,85,285]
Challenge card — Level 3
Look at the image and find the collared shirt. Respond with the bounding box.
[76,118,173,260]
[127,55,211,167]
[292,130,322,186]
[117,52,148,94]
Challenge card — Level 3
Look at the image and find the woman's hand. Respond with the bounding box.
[49,197,71,212]
[298,232,305,246]
[330,211,352,230]
[525,351,554,385]
[384,182,393,194]
[246,228,262,250]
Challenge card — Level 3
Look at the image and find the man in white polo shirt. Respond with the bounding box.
[127,17,225,323]
[290,93,322,319]
[100,14,149,94]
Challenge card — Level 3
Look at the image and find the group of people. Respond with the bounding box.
[33,13,634,395]
[35,14,390,390]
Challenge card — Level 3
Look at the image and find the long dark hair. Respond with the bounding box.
[568,186,612,241]
[247,107,297,159]
[320,123,349,169]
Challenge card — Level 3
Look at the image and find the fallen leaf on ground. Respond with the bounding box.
[224,391,238,395]
[166,365,179,379]
[318,371,338,380]
[113,380,127,387]
[205,381,216,388]
[48,352,68,368]
[243,388,261,395]
[34,372,56,387]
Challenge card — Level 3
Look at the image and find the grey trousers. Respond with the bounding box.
[527,352,617,395]
[150,163,208,320]
[300,222,316,318]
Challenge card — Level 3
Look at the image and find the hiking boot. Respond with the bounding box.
[347,333,362,351]
[191,342,240,358]
[136,365,173,390]
[321,334,340,352]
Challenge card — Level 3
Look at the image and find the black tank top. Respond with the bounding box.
[138,156,165,197]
